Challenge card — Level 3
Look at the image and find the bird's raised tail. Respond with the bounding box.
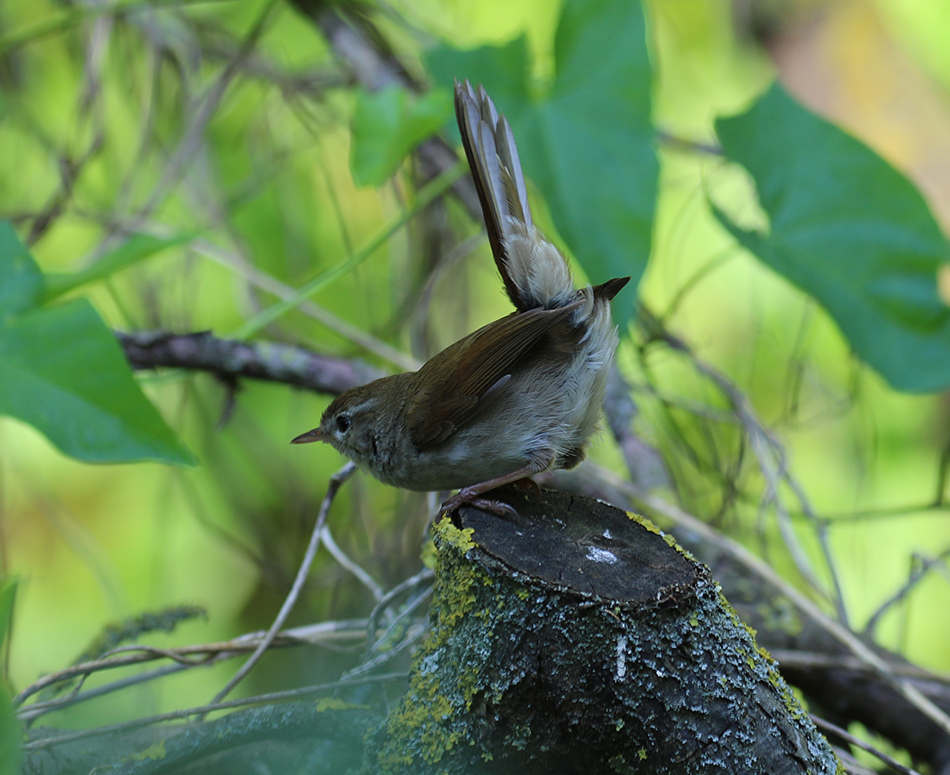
[455,80,580,312]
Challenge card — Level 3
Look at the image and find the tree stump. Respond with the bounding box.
[363,484,841,774]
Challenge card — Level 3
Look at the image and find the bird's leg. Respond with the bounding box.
[440,458,551,518]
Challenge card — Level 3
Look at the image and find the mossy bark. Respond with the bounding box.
[363,485,841,775]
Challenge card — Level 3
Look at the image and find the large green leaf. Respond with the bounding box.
[715,83,950,392]
[428,0,656,324]
[0,222,41,319]
[350,86,453,186]
[0,223,194,465]
[0,299,195,464]
[429,36,532,117]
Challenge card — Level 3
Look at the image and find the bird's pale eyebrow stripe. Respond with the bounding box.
[339,398,377,416]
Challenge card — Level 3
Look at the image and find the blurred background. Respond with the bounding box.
[1,0,949,737]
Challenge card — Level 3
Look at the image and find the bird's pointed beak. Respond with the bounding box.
[291,428,326,444]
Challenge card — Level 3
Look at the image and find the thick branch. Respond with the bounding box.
[549,467,950,773]
[704,539,950,773]
[118,330,384,396]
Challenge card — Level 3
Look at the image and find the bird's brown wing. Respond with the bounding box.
[407,304,576,449]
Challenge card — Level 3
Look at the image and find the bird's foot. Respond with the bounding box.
[440,488,519,518]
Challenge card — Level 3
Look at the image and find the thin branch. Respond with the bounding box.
[0,0,231,55]
[14,626,339,709]
[657,129,723,156]
[135,0,278,221]
[184,235,420,371]
[16,618,370,723]
[604,364,672,493]
[19,663,187,723]
[209,461,357,706]
[23,671,406,752]
[640,305,850,624]
[768,650,950,684]
[865,549,950,638]
[811,715,922,775]
[296,2,481,215]
[71,215,419,371]
[320,524,384,602]
[345,616,429,681]
[364,566,434,656]
[229,162,465,341]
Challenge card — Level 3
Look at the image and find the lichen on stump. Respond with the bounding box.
[364,485,840,774]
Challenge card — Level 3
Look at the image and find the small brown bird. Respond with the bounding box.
[292,80,629,513]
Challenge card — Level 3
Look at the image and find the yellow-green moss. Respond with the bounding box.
[716,588,818,729]
[768,666,808,722]
[429,534,481,637]
[433,519,476,553]
[130,741,166,762]
[375,518,492,771]
[315,697,363,712]
[380,683,461,769]
[626,511,663,535]
[717,589,759,642]
[625,511,703,563]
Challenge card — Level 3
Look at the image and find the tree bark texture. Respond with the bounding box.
[693,532,950,772]
[365,485,841,774]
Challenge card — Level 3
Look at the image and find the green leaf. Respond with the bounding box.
[0,222,194,465]
[43,231,194,302]
[0,222,42,319]
[428,36,532,118]
[715,83,950,392]
[428,0,657,325]
[0,299,195,465]
[0,578,19,775]
[0,685,20,775]
[350,86,453,186]
[0,578,14,647]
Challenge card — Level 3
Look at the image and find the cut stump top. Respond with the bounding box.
[452,484,702,609]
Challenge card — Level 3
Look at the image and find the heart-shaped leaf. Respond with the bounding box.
[715,84,950,392]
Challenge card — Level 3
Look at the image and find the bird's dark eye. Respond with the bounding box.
[336,414,352,433]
